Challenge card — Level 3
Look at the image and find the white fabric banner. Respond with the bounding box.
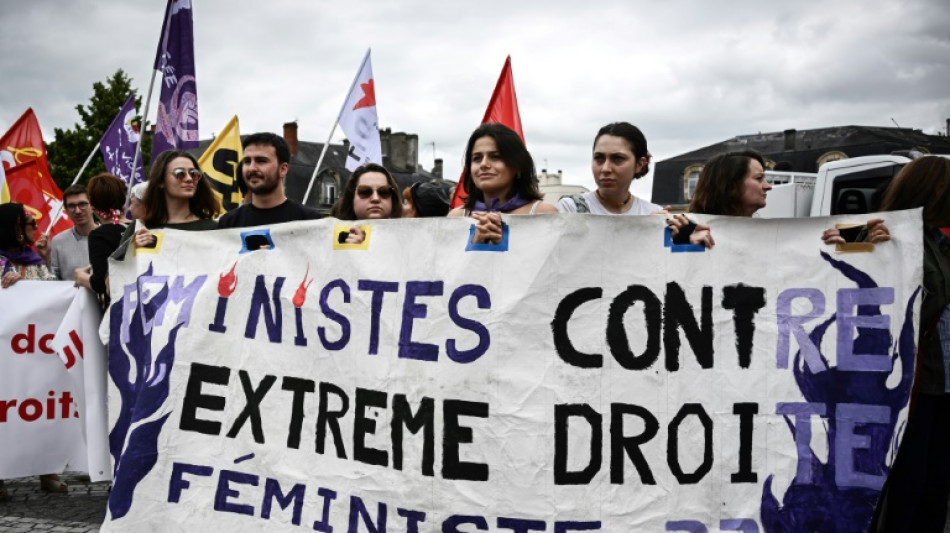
[0,282,109,480]
[101,211,922,532]
[50,287,112,481]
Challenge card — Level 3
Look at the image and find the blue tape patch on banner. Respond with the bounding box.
[239,230,275,254]
[466,222,510,252]
[664,227,706,253]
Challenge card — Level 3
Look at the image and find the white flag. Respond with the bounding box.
[337,49,382,171]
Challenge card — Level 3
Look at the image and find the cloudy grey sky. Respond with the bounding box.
[2,0,948,199]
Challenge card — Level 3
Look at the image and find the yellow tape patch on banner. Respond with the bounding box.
[332,224,372,250]
[133,232,165,255]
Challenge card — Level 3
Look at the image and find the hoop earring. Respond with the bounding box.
[16,232,24,244]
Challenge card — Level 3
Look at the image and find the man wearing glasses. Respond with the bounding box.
[37,184,97,281]
[216,132,322,228]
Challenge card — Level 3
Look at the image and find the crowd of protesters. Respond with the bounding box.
[1,123,947,532]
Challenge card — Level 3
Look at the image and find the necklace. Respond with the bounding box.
[596,189,632,211]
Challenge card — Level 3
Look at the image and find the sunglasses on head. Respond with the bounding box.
[356,185,394,200]
[171,168,202,181]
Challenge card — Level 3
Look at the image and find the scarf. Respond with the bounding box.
[472,193,532,213]
[96,208,122,225]
[0,247,45,274]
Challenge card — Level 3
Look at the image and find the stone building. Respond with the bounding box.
[651,125,950,209]
[537,169,588,204]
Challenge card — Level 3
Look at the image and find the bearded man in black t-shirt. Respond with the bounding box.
[217,132,322,228]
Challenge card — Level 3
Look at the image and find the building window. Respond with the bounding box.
[817,151,848,168]
[319,171,338,206]
[682,164,703,201]
[322,182,336,205]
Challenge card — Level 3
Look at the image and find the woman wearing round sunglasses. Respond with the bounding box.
[332,163,403,244]
[120,150,220,253]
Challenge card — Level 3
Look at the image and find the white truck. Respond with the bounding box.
[757,153,932,218]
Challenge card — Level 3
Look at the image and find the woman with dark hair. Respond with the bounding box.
[558,122,665,215]
[662,150,771,245]
[331,163,402,244]
[121,150,220,252]
[74,173,130,308]
[448,123,557,244]
[0,202,55,288]
[683,150,772,240]
[0,202,66,498]
[823,156,950,532]
[663,150,772,247]
[688,150,772,216]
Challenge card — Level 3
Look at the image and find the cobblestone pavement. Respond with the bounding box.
[1,473,948,532]
[0,473,108,532]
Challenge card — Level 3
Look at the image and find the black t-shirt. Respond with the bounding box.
[216,200,323,229]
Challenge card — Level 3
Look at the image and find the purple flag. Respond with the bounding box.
[152,0,198,158]
[99,95,145,186]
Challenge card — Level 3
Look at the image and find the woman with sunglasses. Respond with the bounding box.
[0,202,56,288]
[448,123,557,244]
[120,150,220,253]
[332,163,403,244]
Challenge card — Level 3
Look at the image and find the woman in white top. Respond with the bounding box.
[557,122,666,215]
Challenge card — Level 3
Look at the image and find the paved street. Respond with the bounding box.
[0,473,108,532]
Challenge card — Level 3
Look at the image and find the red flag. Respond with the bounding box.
[450,56,524,208]
[0,108,70,235]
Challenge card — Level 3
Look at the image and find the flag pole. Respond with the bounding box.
[125,0,171,208]
[44,141,102,236]
[125,68,158,208]
[69,142,101,188]
[301,48,371,206]
[301,126,337,205]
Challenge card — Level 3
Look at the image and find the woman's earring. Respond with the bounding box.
[15,232,24,244]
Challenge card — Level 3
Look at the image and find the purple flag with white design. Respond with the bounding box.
[99,95,145,186]
[152,0,198,158]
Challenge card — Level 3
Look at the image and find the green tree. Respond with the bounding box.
[47,69,151,189]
